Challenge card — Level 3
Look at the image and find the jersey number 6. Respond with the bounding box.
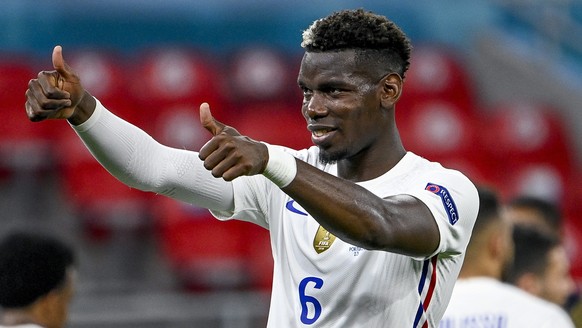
[298,276,324,325]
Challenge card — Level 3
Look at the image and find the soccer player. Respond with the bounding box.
[0,231,77,328]
[25,9,479,327]
[440,187,574,327]
[505,225,575,309]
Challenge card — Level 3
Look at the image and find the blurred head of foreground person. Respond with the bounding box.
[0,231,76,328]
[440,186,575,328]
[505,225,575,308]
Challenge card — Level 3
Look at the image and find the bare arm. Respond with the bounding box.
[282,159,439,257]
[199,110,440,258]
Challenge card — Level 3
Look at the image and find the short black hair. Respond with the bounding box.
[0,231,75,308]
[504,225,560,284]
[301,8,412,79]
[473,186,501,233]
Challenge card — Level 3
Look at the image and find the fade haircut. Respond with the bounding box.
[0,231,75,308]
[473,186,502,233]
[504,225,560,284]
[301,8,412,79]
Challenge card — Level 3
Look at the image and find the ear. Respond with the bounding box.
[490,232,504,258]
[380,73,403,108]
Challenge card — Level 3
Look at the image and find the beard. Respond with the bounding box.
[317,147,348,165]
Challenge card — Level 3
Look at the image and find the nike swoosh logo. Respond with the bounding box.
[286,200,308,216]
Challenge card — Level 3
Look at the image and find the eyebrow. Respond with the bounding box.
[298,78,353,90]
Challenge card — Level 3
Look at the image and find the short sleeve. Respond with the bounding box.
[407,169,479,259]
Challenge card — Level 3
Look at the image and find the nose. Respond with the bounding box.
[304,92,327,119]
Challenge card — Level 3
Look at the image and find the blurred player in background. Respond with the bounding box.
[25,9,478,327]
[441,186,574,327]
[504,225,575,309]
[0,231,76,328]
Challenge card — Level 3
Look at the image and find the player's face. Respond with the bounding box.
[298,51,388,164]
[539,246,574,307]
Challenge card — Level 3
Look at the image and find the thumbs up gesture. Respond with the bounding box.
[198,102,269,181]
[25,45,92,122]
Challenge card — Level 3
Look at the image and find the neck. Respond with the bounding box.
[337,131,406,181]
[458,255,503,280]
[1,310,39,326]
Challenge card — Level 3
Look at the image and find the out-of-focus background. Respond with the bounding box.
[1,0,582,327]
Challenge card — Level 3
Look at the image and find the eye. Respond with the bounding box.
[323,87,344,97]
[301,87,313,98]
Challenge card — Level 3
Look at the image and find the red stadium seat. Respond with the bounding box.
[399,44,477,114]
[562,172,582,281]
[497,161,570,205]
[398,98,485,160]
[152,197,273,291]
[225,46,300,106]
[480,101,576,177]
[223,46,309,149]
[234,102,311,150]
[0,53,36,108]
[127,47,227,148]
[0,55,56,180]
[56,131,153,241]
[66,48,140,123]
[50,49,152,241]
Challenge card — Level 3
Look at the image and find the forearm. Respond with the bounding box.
[261,145,438,256]
[284,160,392,248]
[284,160,438,256]
[71,98,234,211]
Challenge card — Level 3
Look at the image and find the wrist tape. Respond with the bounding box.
[262,144,297,188]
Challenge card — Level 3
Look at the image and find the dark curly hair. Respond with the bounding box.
[0,231,75,308]
[301,9,412,79]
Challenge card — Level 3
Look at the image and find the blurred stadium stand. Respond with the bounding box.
[1,0,582,326]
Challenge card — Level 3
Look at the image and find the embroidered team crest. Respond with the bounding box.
[313,225,336,254]
[425,183,459,225]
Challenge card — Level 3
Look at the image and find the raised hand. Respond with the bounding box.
[198,102,269,181]
[25,45,87,122]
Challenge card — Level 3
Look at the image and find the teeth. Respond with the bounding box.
[313,129,331,137]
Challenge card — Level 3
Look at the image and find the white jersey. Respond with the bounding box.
[74,100,478,328]
[212,147,478,327]
[440,277,575,328]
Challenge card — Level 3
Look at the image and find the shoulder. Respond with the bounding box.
[410,153,476,189]
[447,279,574,327]
[495,283,574,324]
[406,153,479,222]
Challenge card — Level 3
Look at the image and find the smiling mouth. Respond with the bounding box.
[312,128,334,138]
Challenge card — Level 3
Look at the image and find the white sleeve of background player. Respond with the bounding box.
[70,98,234,212]
[407,170,479,259]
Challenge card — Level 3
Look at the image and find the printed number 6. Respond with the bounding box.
[298,277,323,325]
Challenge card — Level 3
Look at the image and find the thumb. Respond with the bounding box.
[200,102,225,136]
[52,45,75,81]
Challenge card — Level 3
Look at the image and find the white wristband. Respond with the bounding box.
[262,144,297,188]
